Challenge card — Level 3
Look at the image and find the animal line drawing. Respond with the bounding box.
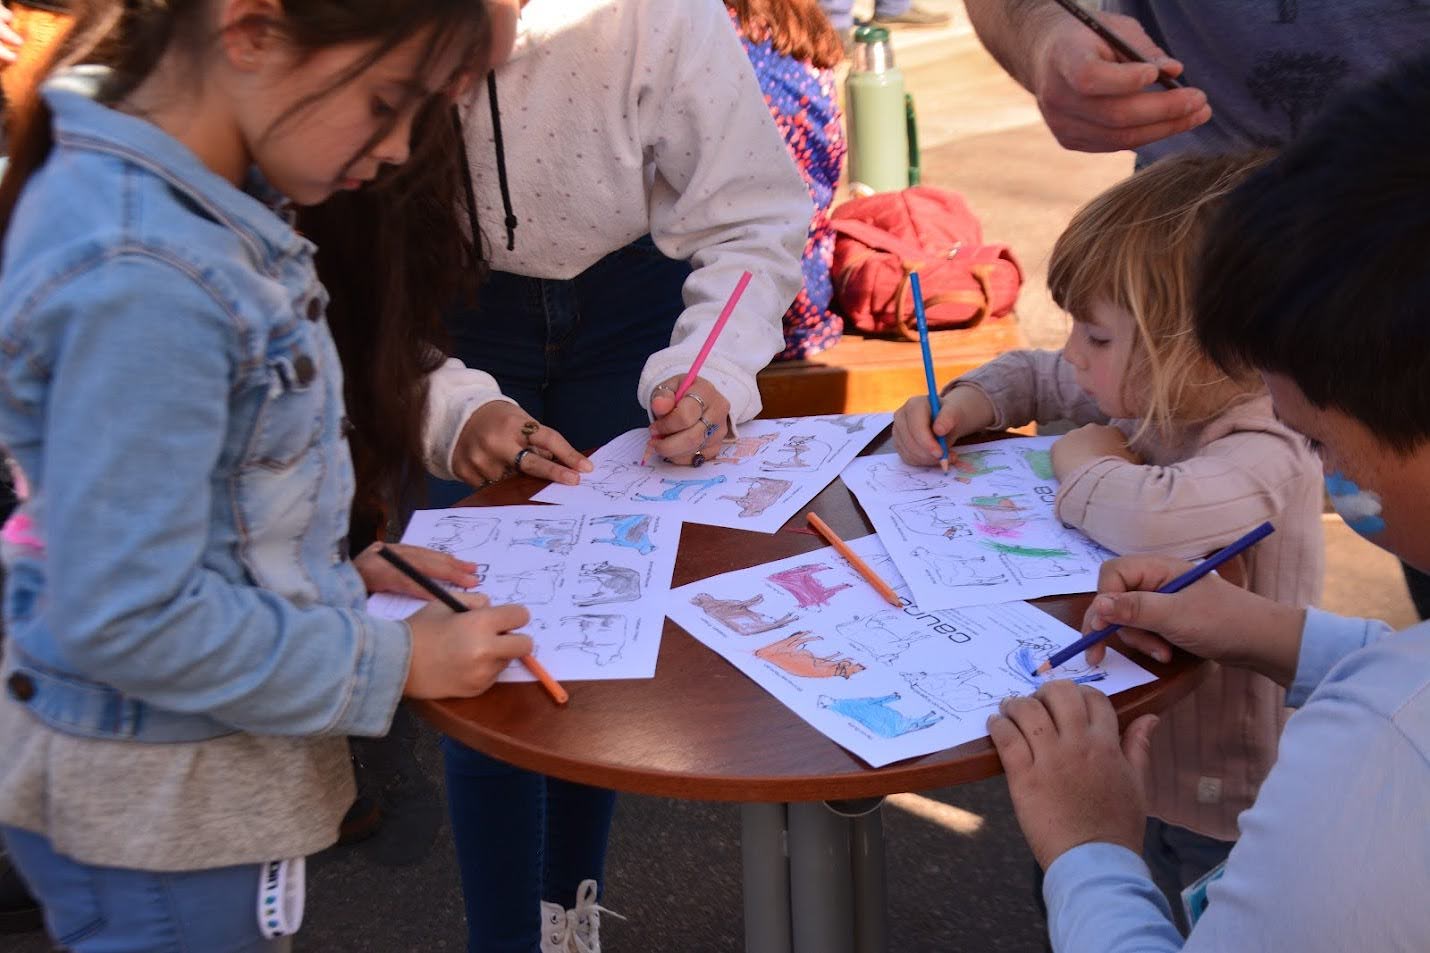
[689,592,799,636]
[583,461,649,500]
[720,476,793,518]
[865,462,948,494]
[837,612,935,665]
[573,561,642,607]
[767,562,854,608]
[486,564,562,605]
[912,546,1009,588]
[760,434,834,472]
[823,414,875,434]
[428,515,500,558]
[949,450,1011,485]
[817,693,943,738]
[902,666,1006,713]
[590,514,658,556]
[983,541,1080,579]
[634,475,728,503]
[1005,636,1108,686]
[557,614,630,666]
[890,497,973,541]
[709,432,779,465]
[511,517,580,556]
[754,632,866,679]
[969,493,1030,537]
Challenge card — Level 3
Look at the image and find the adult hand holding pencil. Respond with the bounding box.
[642,271,752,467]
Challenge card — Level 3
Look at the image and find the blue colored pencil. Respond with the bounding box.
[1036,522,1275,675]
[909,271,950,473]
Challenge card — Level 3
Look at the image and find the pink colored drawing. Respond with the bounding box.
[767,562,853,608]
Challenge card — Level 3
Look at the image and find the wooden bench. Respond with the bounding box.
[756,316,1029,418]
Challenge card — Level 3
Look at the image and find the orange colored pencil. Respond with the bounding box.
[377,546,569,705]
[805,512,902,607]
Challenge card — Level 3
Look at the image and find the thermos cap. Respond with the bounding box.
[852,25,895,72]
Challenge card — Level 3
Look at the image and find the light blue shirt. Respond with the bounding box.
[1043,607,1430,951]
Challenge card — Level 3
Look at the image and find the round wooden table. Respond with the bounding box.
[413,432,1206,953]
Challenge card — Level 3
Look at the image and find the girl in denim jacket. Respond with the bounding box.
[0,2,533,950]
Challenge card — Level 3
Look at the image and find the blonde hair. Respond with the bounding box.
[1048,152,1272,442]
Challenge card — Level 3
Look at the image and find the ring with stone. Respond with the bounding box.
[520,420,540,444]
[513,447,536,472]
[699,418,718,444]
[691,451,706,468]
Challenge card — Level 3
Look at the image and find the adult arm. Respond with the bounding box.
[639,0,811,423]
[40,258,408,737]
[963,0,1210,152]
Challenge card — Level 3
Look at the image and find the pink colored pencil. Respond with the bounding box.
[640,270,753,465]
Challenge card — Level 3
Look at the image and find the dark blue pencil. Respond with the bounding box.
[1036,521,1275,675]
[909,271,950,473]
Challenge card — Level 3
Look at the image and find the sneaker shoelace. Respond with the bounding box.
[568,879,626,953]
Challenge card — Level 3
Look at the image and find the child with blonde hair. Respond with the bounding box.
[893,151,1325,917]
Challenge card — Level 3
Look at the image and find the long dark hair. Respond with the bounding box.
[0,0,494,537]
[299,105,483,543]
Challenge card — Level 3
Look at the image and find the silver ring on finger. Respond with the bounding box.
[681,392,709,416]
[513,447,536,472]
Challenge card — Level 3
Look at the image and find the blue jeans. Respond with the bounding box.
[430,235,691,507]
[1,826,287,952]
[1142,817,1234,935]
[819,0,912,32]
[441,738,618,953]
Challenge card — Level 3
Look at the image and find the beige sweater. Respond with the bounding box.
[958,349,1324,840]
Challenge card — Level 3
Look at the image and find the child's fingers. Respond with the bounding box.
[480,602,532,633]
[931,400,959,437]
[489,631,535,659]
[448,591,493,610]
[386,543,480,589]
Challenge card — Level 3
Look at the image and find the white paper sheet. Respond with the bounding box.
[531,414,893,533]
[665,533,1153,767]
[367,506,678,682]
[840,436,1117,611]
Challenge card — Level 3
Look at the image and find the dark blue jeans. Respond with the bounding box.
[430,235,692,507]
[436,238,689,952]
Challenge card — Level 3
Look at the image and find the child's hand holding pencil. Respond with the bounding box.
[891,385,997,469]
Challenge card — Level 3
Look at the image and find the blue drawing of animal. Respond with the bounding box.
[761,434,834,472]
[836,613,933,664]
[1006,636,1107,686]
[488,564,561,605]
[719,476,792,518]
[912,546,1008,588]
[689,592,798,636]
[710,432,779,465]
[511,518,579,555]
[767,562,853,608]
[633,475,728,503]
[558,614,629,666]
[574,561,642,607]
[429,515,500,557]
[902,667,1005,712]
[590,514,658,556]
[816,693,943,738]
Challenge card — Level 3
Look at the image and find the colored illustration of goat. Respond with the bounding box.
[767,562,853,608]
[719,476,792,518]
[754,631,865,679]
[689,592,798,636]
[590,514,657,556]
[817,693,943,738]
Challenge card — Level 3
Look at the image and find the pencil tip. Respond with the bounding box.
[1035,661,1051,676]
[939,458,950,474]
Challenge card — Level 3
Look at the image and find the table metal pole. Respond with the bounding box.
[787,801,856,953]
[741,803,792,953]
[841,799,889,953]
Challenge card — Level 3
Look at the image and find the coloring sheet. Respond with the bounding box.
[531,414,893,533]
[366,506,678,682]
[840,436,1116,611]
[665,534,1154,768]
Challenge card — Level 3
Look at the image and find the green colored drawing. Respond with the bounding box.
[984,542,1071,559]
[1021,449,1054,481]
[952,450,1010,484]
[970,493,1024,512]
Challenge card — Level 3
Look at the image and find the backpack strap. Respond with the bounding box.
[830,218,928,262]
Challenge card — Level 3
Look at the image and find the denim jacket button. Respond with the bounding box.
[7,672,36,702]
[293,355,316,387]
[306,298,323,321]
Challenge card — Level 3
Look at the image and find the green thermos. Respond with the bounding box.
[845,25,909,194]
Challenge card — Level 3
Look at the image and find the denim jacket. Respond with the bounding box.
[0,74,410,745]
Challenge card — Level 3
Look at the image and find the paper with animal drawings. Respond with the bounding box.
[531,414,894,533]
[366,506,678,682]
[665,533,1154,767]
[839,436,1117,611]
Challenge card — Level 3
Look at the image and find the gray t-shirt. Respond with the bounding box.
[1106,0,1430,160]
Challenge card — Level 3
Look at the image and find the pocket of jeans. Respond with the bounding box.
[2,828,105,946]
[247,334,324,471]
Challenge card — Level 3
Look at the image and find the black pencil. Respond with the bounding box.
[1047,0,1186,91]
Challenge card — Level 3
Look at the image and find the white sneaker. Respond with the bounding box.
[540,899,572,953]
[567,879,626,953]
